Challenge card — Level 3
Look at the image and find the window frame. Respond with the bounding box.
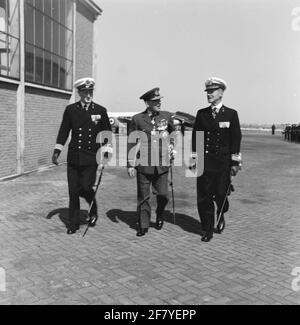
[24,0,74,91]
[0,0,20,80]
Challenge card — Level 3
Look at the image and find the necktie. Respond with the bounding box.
[83,104,88,111]
[212,107,217,119]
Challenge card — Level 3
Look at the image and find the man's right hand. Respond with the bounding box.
[52,152,59,165]
[127,167,135,177]
[189,162,196,170]
[189,153,197,170]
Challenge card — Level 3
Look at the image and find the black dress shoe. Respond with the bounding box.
[88,215,98,227]
[201,232,213,242]
[67,227,77,235]
[66,223,79,234]
[156,220,164,230]
[136,228,148,237]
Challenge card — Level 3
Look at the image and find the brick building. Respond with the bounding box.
[0,0,102,180]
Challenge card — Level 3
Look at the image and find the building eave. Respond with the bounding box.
[79,0,103,19]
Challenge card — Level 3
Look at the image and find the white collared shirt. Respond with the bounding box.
[81,102,90,110]
[211,102,223,113]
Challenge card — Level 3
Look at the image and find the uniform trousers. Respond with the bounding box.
[67,163,98,227]
[197,167,231,234]
[136,168,169,229]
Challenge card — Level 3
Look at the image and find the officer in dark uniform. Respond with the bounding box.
[271,124,276,135]
[52,77,112,234]
[127,88,176,237]
[286,124,291,141]
[191,77,242,242]
[297,124,300,142]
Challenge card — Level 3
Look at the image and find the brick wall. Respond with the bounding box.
[0,82,18,178]
[24,88,71,172]
[75,2,94,82]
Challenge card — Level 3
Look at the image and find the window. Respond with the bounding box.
[24,0,73,90]
[0,0,20,79]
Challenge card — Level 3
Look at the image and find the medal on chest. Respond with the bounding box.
[91,114,101,125]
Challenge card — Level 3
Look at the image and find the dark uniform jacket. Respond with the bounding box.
[127,110,175,175]
[192,105,242,172]
[56,101,111,166]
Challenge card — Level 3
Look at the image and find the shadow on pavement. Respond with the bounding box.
[164,210,204,235]
[46,208,89,228]
[106,209,138,232]
[106,209,204,235]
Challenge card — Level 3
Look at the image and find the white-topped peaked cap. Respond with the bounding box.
[74,77,95,91]
[205,77,227,91]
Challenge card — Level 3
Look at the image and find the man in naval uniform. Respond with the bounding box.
[191,77,242,242]
[127,88,176,237]
[52,77,112,234]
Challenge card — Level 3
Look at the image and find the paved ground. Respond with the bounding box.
[0,130,300,305]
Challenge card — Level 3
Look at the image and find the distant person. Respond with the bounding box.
[52,77,112,234]
[272,124,276,135]
[191,77,242,242]
[127,88,176,237]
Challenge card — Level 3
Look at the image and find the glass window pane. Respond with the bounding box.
[36,0,43,12]
[65,0,73,29]
[65,59,72,90]
[60,25,65,57]
[44,16,51,52]
[0,1,20,80]
[25,0,34,6]
[35,47,43,83]
[9,0,19,38]
[52,0,59,21]
[0,37,8,77]
[59,58,72,90]
[44,51,51,85]
[0,30,6,50]
[9,36,20,79]
[59,58,65,89]
[60,0,65,25]
[0,1,6,33]
[65,29,72,60]
[53,21,59,55]
[25,4,34,44]
[52,54,59,87]
[44,0,51,16]
[25,43,34,81]
[35,10,43,47]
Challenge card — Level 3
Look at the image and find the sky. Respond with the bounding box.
[93,0,300,124]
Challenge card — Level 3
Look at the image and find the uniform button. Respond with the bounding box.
[88,147,91,150]
[79,134,82,137]
[207,132,210,135]
[205,151,208,154]
[88,141,91,144]
[78,146,81,149]
[89,129,92,131]
[79,128,82,131]
[207,138,210,141]
[79,140,82,143]
[89,135,91,137]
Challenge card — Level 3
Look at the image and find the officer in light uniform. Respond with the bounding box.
[52,77,112,234]
[127,87,176,237]
[191,77,242,242]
